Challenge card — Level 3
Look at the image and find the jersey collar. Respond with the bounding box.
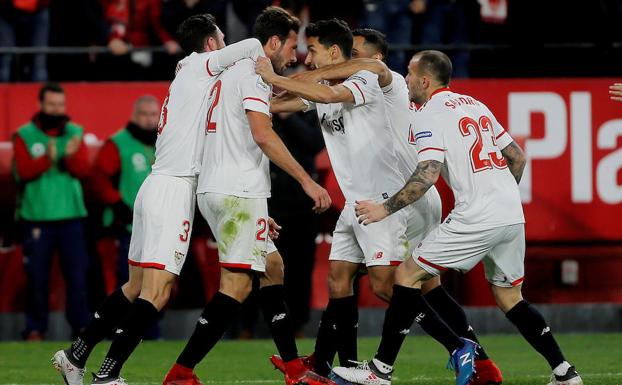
[430,87,451,99]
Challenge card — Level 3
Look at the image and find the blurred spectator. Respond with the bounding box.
[413,0,479,78]
[92,95,158,287]
[100,0,180,78]
[360,0,412,73]
[162,0,228,40]
[0,0,49,81]
[269,111,325,335]
[231,0,273,37]
[12,83,90,340]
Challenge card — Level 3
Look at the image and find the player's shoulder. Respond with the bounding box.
[346,69,379,85]
[390,70,406,84]
[224,57,255,73]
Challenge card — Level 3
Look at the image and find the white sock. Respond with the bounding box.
[372,358,393,374]
[553,361,571,376]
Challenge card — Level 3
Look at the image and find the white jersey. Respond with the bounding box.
[305,70,404,203]
[381,70,419,178]
[152,38,265,177]
[414,88,525,230]
[197,58,272,198]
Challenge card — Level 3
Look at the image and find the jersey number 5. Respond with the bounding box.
[459,115,507,173]
[206,80,222,133]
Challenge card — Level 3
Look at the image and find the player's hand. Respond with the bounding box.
[65,136,81,157]
[609,83,622,102]
[267,217,281,240]
[47,138,57,161]
[108,38,130,55]
[255,56,276,83]
[164,40,180,55]
[355,200,388,225]
[301,179,332,214]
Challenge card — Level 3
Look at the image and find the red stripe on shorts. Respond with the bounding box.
[128,260,166,270]
[511,277,524,286]
[417,256,448,271]
[221,262,253,270]
[390,261,402,266]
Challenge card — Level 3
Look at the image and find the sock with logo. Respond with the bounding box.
[424,286,488,359]
[314,303,339,376]
[96,298,158,379]
[506,300,565,369]
[332,295,359,367]
[69,289,132,368]
[376,285,462,366]
[259,285,298,362]
[176,292,241,369]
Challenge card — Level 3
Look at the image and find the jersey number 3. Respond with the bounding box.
[206,80,222,133]
[459,115,507,173]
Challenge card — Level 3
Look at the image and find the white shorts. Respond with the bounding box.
[414,222,526,287]
[405,186,442,253]
[197,192,277,273]
[128,174,197,275]
[329,203,408,267]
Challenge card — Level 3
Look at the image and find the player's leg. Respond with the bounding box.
[487,224,582,385]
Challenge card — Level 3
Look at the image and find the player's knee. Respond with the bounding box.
[370,280,392,302]
[491,285,523,313]
[121,279,142,302]
[328,273,353,298]
[263,254,284,285]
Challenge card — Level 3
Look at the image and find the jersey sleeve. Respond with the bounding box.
[341,70,379,106]
[485,106,514,150]
[207,38,265,76]
[240,73,272,116]
[414,115,446,163]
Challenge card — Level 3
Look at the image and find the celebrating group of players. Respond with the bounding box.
[52,5,583,385]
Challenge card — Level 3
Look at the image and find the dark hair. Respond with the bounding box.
[253,6,300,45]
[305,19,353,59]
[414,50,453,86]
[352,28,388,61]
[176,14,218,54]
[39,83,64,102]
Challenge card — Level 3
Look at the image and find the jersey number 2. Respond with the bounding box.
[206,80,222,133]
[458,116,507,173]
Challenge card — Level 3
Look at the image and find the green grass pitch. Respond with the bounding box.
[2,333,621,385]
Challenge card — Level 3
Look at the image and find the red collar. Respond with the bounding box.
[430,87,451,99]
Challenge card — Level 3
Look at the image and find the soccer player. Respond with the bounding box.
[161,7,333,385]
[293,28,502,385]
[256,19,477,381]
[52,14,268,385]
[332,51,583,385]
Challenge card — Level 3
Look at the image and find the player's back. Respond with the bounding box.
[414,89,524,229]
[197,59,272,198]
[311,70,404,203]
[152,52,217,177]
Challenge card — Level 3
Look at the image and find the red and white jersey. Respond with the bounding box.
[197,58,273,198]
[381,70,419,178]
[305,70,404,203]
[414,88,524,229]
[151,38,264,177]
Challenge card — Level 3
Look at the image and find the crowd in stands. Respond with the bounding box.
[1,0,621,82]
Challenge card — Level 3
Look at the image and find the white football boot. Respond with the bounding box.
[547,366,583,385]
[52,349,85,385]
[331,360,392,385]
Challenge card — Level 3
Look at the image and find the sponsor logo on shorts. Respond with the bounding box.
[374,251,384,259]
[382,192,389,199]
[174,251,185,266]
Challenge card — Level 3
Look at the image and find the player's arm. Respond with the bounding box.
[270,92,308,113]
[355,160,442,225]
[501,141,526,184]
[312,58,393,88]
[256,57,355,104]
[247,111,331,213]
[206,38,264,76]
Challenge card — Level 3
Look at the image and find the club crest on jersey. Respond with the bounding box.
[320,113,345,134]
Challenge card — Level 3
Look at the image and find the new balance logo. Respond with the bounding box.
[94,312,100,319]
[541,326,550,335]
[271,313,286,323]
[115,328,123,334]
[399,329,410,335]
[460,352,472,367]
[198,317,208,325]
[467,325,474,332]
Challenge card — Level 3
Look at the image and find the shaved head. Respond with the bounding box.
[412,50,453,86]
